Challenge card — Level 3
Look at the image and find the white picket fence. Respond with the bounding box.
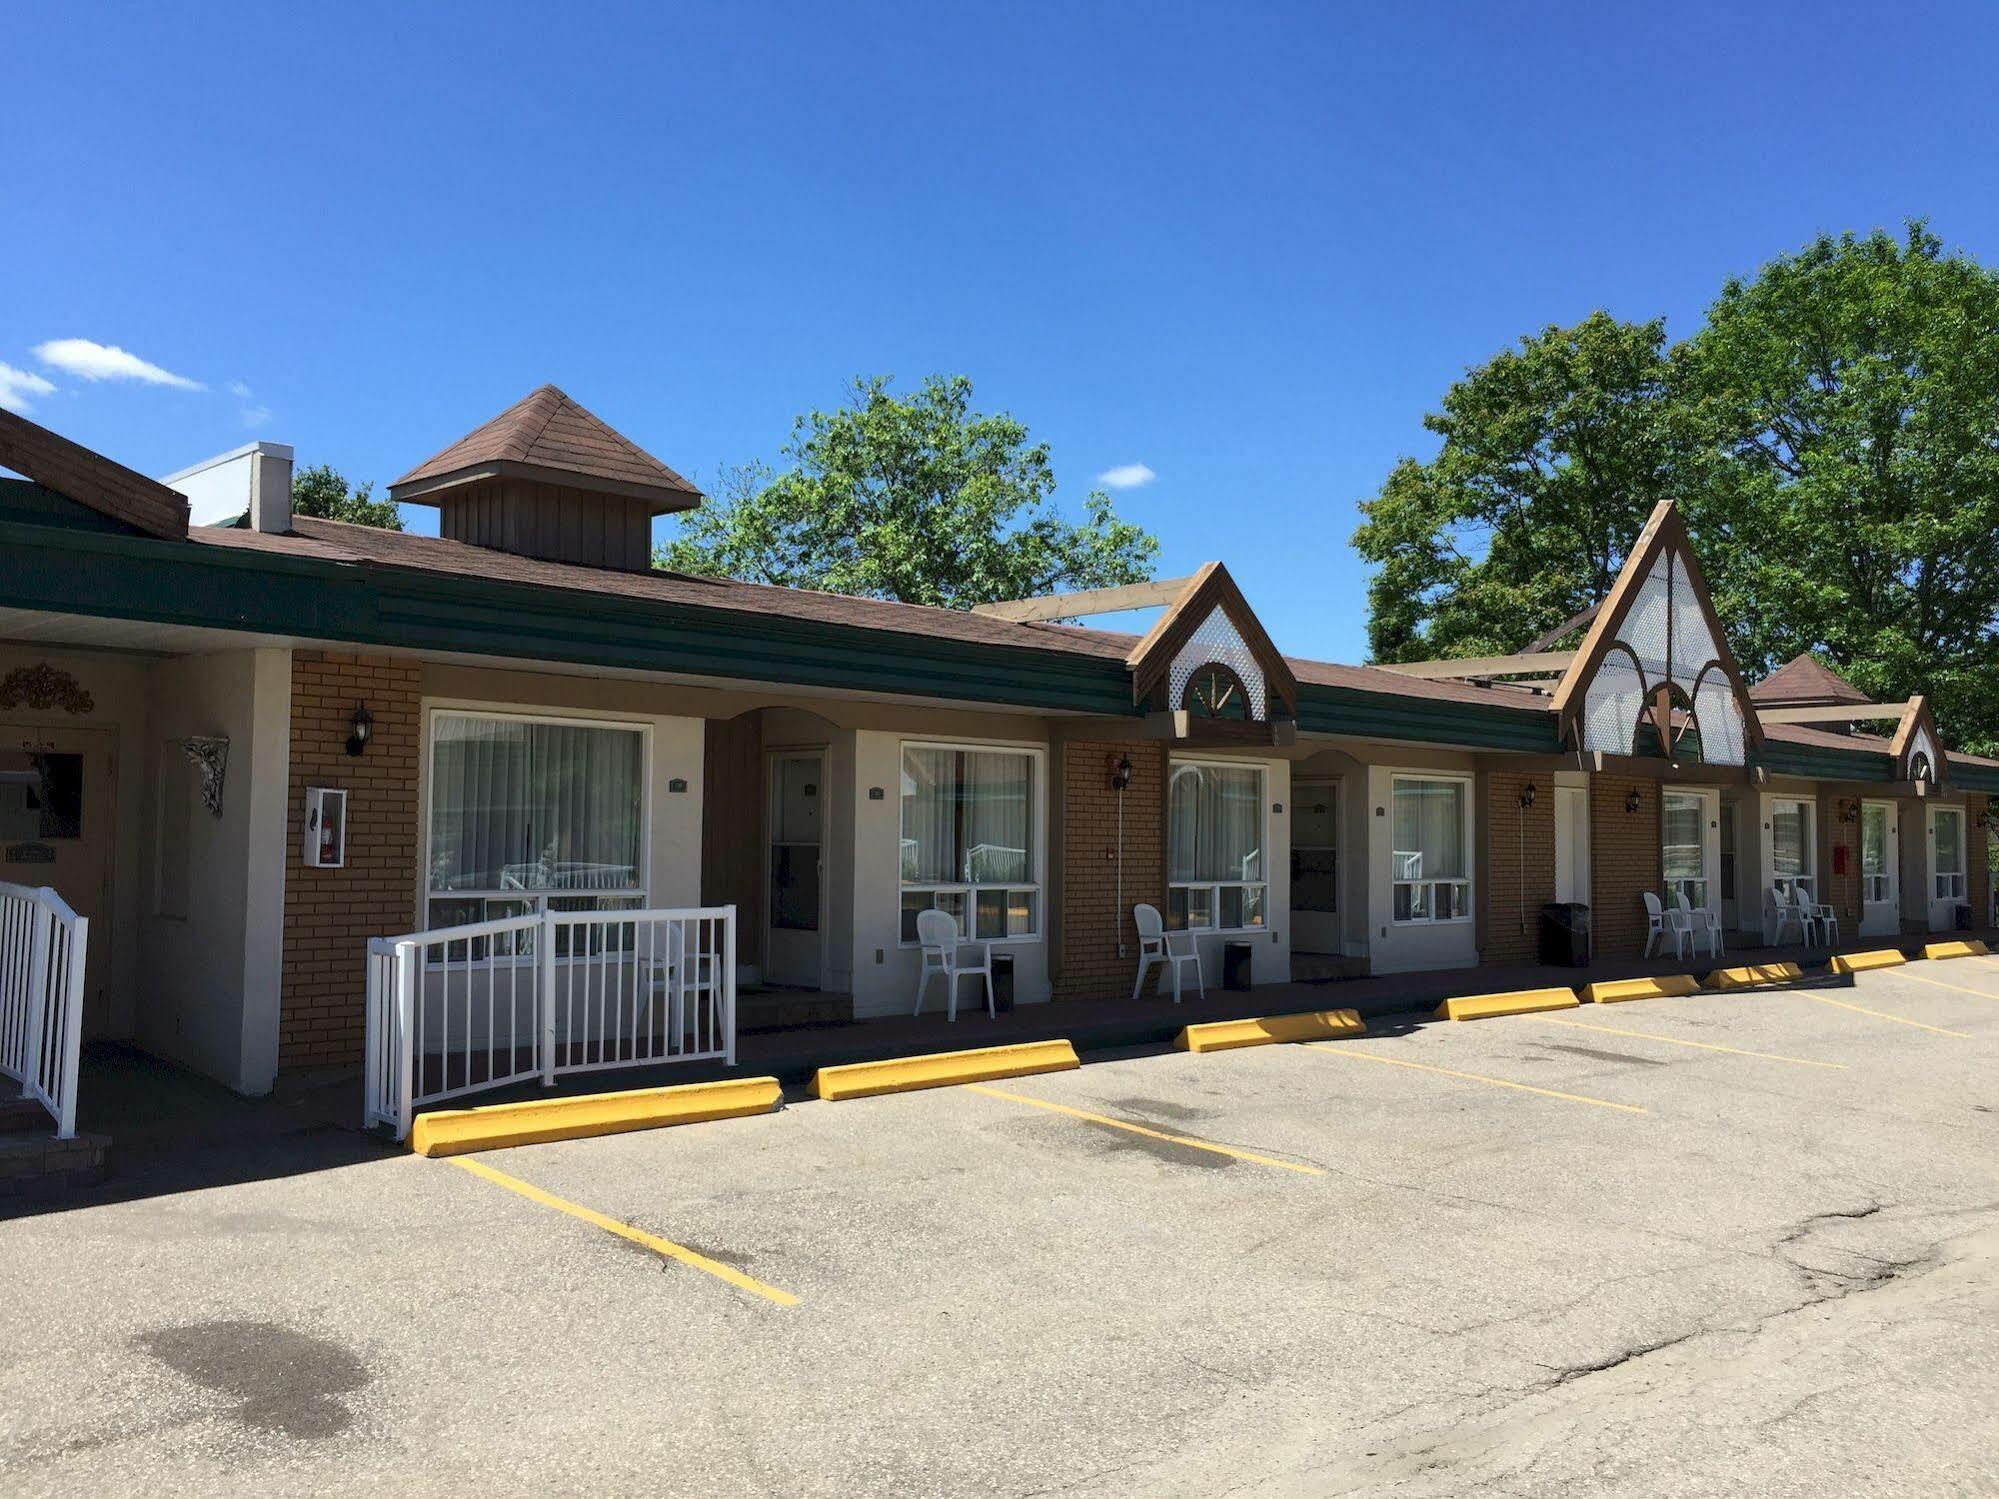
[0,881,88,1139]
[364,904,737,1139]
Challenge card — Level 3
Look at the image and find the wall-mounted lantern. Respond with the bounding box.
[1624,787,1642,815]
[1108,754,1133,793]
[345,702,374,758]
[1518,783,1538,810]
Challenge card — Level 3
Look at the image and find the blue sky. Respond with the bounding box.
[7,2,1997,663]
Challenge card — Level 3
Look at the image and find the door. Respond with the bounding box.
[0,726,114,1034]
[1290,778,1340,953]
[1859,799,1899,937]
[1928,806,1968,932]
[1554,785,1591,908]
[764,750,824,987]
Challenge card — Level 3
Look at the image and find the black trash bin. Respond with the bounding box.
[991,952,1015,1013]
[1954,904,1974,933]
[1538,902,1592,967]
[1222,940,1255,992]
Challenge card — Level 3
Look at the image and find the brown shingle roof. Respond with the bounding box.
[1750,653,1871,707]
[388,386,702,512]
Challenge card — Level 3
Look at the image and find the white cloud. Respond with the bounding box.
[226,379,254,399]
[0,362,57,414]
[1097,462,1157,490]
[33,338,203,390]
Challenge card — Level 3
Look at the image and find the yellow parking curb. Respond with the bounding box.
[410,1076,782,1158]
[1581,975,1700,1005]
[1175,1009,1365,1053]
[1704,962,1805,990]
[1923,940,1989,961]
[810,1039,1079,1101]
[1435,987,1578,1022]
[1830,949,1909,975]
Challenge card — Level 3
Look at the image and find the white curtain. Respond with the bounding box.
[429,716,642,893]
[1771,802,1809,878]
[1171,764,1263,883]
[1935,810,1964,875]
[901,747,1032,885]
[963,751,1031,883]
[1861,804,1889,878]
[1391,780,1463,881]
[1663,793,1705,883]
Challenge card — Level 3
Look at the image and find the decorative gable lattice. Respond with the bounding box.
[1553,501,1761,768]
[1168,607,1268,720]
[1890,695,1948,788]
[1126,562,1298,737]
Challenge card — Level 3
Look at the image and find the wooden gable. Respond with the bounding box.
[0,408,189,540]
[1888,695,1948,789]
[1126,562,1299,723]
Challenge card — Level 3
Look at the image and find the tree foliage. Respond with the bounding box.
[658,375,1158,608]
[1356,225,1999,753]
[291,463,403,530]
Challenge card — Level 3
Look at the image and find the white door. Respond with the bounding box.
[1553,785,1590,908]
[1859,799,1899,938]
[1929,806,1968,933]
[1290,779,1340,953]
[764,751,824,987]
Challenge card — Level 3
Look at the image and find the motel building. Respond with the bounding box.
[0,391,1993,1146]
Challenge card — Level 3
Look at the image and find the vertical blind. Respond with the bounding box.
[1169,764,1263,883]
[428,715,644,893]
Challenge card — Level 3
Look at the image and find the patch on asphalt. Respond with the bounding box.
[135,1320,369,1438]
[1534,1044,1670,1068]
[1100,1095,1216,1124]
[1004,1113,1234,1171]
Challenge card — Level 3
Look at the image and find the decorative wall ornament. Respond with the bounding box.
[0,663,94,716]
[181,736,230,817]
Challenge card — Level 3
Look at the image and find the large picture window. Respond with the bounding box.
[1770,798,1815,901]
[900,744,1040,942]
[1663,790,1710,910]
[1391,776,1470,923]
[425,712,647,936]
[1168,761,1266,930]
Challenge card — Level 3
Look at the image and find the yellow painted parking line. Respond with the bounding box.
[446,1156,799,1306]
[965,1084,1327,1175]
[1525,1015,1846,1070]
[1789,990,1970,1039]
[1302,1044,1647,1114]
[1894,969,1999,1004]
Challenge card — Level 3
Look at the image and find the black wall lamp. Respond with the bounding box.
[1518,782,1538,810]
[1625,787,1643,815]
[345,702,374,757]
[1108,754,1133,792]
[1839,799,1860,824]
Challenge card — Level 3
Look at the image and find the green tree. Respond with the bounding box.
[1350,312,1678,662]
[1676,224,1999,754]
[291,463,403,530]
[659,375,1158,608]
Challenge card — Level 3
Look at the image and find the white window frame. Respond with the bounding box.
[1860,799,1898,906]
[421,706,652,956]
[1167,757,1271,933]
[1769,796,1817,902]
[1932,806,1968,903]
[897,739,1046,947]
[1389,772,1474,926]
[1662,787,1716,912]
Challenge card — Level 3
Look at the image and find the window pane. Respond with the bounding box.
[1241,884,1266,928]
[1935,811,1964,875]
[1219,885,1244,929]
[901,747,1033,885]
[771,844,819,931]
[429,716,642,893]
[1007,889,1037,937]
[1173,885,1213,929]
[1170,764,1263,884]
[1771,801,1809,879]
[974,887,1005,940]
[1861,804,1889,877]
[1392,780,1464,882]
[0,751,84,840]
[1663,793,1705,883]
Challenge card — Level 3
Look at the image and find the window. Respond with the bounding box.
[1391,776,1470,923]
[1291,782,1338,916]
[1169,761,1267,930]
[1934,808,1966,902]
[1770,799,1815,901]
[900,744,1039,942]
[425,713,646,944]
[1663,790,1710,910]
[1861,802,1895,904]
[0,750,83,840]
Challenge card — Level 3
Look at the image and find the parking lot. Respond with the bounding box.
[6,958,1999,1497]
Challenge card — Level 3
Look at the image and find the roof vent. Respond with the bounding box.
[387,386,701,573]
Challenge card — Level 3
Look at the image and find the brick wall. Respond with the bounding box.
[1819,797,1862,937]
[1590,776,1661,958]
[281,652,420,1071]
[1481,771,1557,965]
[1053,738,1166,1001]
[1970,794,1993,929]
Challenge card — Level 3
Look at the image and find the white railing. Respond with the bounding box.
[0,882,88,1139]
[365,904,737,1140]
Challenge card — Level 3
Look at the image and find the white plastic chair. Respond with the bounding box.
[1131,902,1204,1003]
[913,908,994,1022]
[1791,884,1838,947]
[1642,892,1690,959]
[638,920,715,1049]
[1768,885,1807,946]
[1674,890,1724,960]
